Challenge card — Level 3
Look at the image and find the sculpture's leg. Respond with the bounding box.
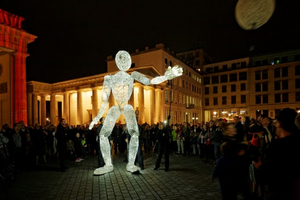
[94,106,121,175]
[123,105,140,173]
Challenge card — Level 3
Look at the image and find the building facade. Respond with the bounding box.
[0,9,36,126]
[26,42,300,126]
[27,44,203,126]
[201,49,300,122]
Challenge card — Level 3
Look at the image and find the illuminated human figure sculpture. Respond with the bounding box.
[89,50,182,175]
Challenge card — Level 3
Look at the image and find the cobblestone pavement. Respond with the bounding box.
[1,153,222,200]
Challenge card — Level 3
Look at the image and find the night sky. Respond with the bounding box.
[1,0,300,83]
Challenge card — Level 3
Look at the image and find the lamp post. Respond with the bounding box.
[192,117,195,126]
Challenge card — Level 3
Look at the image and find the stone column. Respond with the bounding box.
[32,93,38,125]
[149,87,155,124]
[41,95,46,126]
[63,92,70,123]
[77,89,83,125]
[155,88,161,123]
[137,84,145,124]
[92,88,98,119]
[50,94,56,125]
[27,93,32,126]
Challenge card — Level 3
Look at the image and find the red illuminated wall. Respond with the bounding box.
[0,9,36,125]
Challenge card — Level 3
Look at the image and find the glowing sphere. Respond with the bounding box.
[235,0,276,30]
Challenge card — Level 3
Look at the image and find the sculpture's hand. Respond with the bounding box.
[89,118,98,130]
[164,65,183,80]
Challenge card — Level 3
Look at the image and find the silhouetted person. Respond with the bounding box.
[56,119,68,172]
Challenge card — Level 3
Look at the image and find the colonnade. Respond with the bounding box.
[27,83,165,126]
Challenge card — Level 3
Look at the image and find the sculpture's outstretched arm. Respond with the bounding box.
[150,65,183,85]
[131,71,151,85]
[89,75,112,130]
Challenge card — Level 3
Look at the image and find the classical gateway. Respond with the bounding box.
[0,9,36,126]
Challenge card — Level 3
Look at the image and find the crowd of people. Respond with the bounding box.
[1,108,300,199]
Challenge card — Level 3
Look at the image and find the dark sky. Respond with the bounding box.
[1,0,300,83]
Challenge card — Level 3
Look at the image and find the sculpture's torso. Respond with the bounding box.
[111,71,133,108]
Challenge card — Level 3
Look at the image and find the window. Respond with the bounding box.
[262,82,268,91]
[204,77,210,85]
[232,63,237,70]
[255,83,261,92]
[274,81,280,90]
[165,58,168,64]
[213,86,218,94]
[222,96,227,105]
[169,61,173,67]
[262,70,268,79]
[296,65,300,75]
[205,98,209,106]
[222,85,227,93]
[295,54,300,61]
[282,93,289,102]
[282,67,288,77]
[223,65,228,71]
[182,80,185,88]
[274,68,280,78]
[255,60,261,66]
[296,92,300,101]
[256,95,261,104]
[212,76,219,84]
[275,94,281,103]
[165,91,168,102]
[241,61,246,68]
[213,97,218,105]
[220,75,228,83]
[231,96,236,104]
[241,83,246,91]
[296,79,300,89]
[255,71,261,80]
[239,72,247,81]
[231,84,236,92]
[263,95,268,104]
[195,60,200,66]
[229,73,237,82]
[282,80,288,90]
[241,95,246,103]
[214,66,219,72]
[205,87,209,95]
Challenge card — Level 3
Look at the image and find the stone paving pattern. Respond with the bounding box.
[1,153,222,200]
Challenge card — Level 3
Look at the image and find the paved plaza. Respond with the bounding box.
[1,153,222,200]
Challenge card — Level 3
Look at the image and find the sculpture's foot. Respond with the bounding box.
[126,163,140,174]
[93,165,114,176]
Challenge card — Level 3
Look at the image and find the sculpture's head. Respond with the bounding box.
[115,50,131,71]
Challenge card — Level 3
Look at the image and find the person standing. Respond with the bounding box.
[154,117,170,172]
[56,119,68,172]
[255,108,300,200]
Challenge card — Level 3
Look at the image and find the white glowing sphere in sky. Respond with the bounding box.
[235,0,276,30]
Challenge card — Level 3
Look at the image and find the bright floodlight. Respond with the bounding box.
[89,50,182,175]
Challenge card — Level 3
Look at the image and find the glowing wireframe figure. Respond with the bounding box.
[89,50,182,175]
